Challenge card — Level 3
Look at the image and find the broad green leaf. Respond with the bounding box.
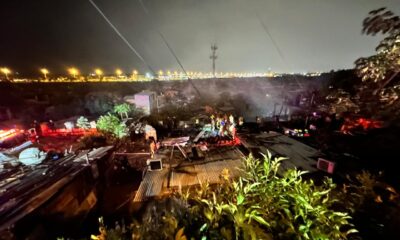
[237,194,245,205]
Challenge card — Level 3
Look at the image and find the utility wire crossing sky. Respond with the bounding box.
[0,0,399,75]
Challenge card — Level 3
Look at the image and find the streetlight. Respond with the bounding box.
[95,68,103,80]
[115,69,123,77]
[131,70,138,81]
[68,67,79,79]
[40,68,49,80]
[1,67,11,80]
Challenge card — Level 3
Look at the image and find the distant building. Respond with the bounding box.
[124,91,157,115]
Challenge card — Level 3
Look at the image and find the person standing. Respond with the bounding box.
[149,137,157,158]
[210,114,216,132]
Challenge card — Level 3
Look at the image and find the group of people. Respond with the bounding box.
[210,114,242,140]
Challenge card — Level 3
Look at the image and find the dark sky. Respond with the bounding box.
[0,0,399,76]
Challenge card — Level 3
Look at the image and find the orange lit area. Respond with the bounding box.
[0,129,27,149]
[0,129,24,142]
[340,118,383,134]
[214,137,241,146]
[40,127,97,137]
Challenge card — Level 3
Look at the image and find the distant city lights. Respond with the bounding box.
[68,68,79,78]
[115,69,123,77]
[0,66,322,82]
[40,68,49,79]
[1,67,11,80]
[95,68,103,77]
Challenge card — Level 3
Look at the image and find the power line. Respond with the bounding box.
[88,0,156,76]
[255,12,302,88]
[138,0,186,73]
[138,0,201,97]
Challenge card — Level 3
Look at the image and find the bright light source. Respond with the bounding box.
[68,68,79,77]
[115,69,123,76]
[133,70,138,75]
[1,67,11,75]
[95,68,103,76]
[1,67,11,80]
[40,68,49,79]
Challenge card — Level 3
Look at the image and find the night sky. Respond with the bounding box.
[0,0,399,76]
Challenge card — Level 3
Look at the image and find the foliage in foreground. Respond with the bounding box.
[92,153,357,240]
[336,171,400,239]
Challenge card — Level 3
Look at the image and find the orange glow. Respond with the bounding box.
[340,118,382,134]
[0,129,21,141]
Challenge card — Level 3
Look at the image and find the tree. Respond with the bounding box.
[76,116,91,130]
[113,123,129,139]
[114,103,131,119]
[354,8,400,118]
[356,8,400,86]
[96,113,128,139]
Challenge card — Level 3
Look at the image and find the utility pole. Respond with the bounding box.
[210,44,218,78]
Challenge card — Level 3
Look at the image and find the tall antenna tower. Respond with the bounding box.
[210,44,218,77]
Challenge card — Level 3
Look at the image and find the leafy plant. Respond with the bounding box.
[76,116,91,130]
[92,153,357,240]
[114,103,132,120]
[96,113,129,139]
[337,170,400,239]
[353,8,400,119]
[356,8,400,89]
[182,153,357,240]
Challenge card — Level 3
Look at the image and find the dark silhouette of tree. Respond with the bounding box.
[352,8,400,120]
[355,8,400,91]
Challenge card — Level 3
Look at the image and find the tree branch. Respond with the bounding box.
[373,71,399,95]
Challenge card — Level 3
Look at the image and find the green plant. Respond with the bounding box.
[114,103,131,120]
[76,116,91,130]
[180,152,357,240]
[96,113,128,139]
[114,103,132,119]
[92,153,357,240]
